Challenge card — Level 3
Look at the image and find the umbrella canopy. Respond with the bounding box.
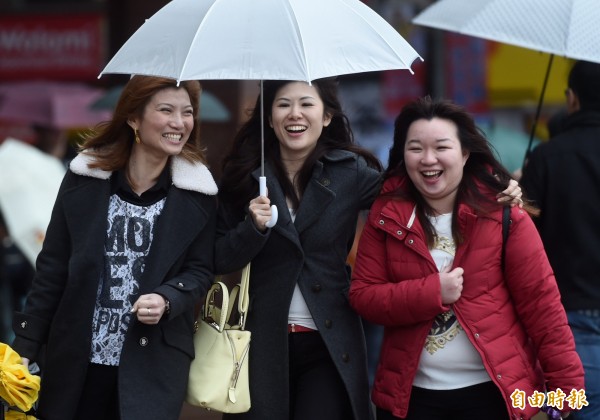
[0,139,66,266]
[0,343,40,413]
[412,0,600,167]
[90,85,231,122]
[0,81,112,130]
[100,0,422,227]
[99,0,422,83]
[412,0,600,63]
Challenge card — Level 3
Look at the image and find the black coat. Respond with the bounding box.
[215,150,381,420]
[521,109,600,310]
[12,153,218,420]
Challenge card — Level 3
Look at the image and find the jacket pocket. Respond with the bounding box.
[162,326,195,359]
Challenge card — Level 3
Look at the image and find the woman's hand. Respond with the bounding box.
[497,179,523,207]
[131,293,168,325]
[439,266,464,305]
[21,357,30,369]
[249,195,272,233]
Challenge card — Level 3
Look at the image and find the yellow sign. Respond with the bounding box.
[487,43,574,107]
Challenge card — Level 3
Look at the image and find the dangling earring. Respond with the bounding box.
[134,129,141,144]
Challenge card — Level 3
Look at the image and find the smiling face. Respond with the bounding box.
[128,87,194,159]
[269,82,332,161]
[404,117,469,214]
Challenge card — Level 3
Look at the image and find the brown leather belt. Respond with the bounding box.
[288,324,316,333]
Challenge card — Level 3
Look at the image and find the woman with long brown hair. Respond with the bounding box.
[12,75,218,420]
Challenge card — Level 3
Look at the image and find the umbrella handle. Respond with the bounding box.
[259,176,278,228]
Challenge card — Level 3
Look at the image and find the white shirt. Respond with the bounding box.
[90,195,165,365]
[412,213,491,389]
[287,208,317,330]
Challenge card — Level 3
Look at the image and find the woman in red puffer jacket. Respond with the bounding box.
[349,97,584,420]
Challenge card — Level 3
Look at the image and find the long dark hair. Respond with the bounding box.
[79,76,205,171]
[219,78,382,212]
[385,96,536,247]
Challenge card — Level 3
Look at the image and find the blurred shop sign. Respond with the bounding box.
[0,14,105,81]
[444,33,489,114]
[487,43,572,108]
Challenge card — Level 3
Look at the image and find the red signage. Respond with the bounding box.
[0,14,106,81]
[443,33,490,114]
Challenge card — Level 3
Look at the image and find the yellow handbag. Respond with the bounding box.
[186,263,251,413]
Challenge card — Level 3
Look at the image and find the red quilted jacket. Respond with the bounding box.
[349,177,584,419]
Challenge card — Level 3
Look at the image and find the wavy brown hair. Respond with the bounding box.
[79,76,205,171]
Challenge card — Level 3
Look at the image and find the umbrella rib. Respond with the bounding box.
[414,1,493,36]
[283,0,311,82]
[178,0,224,83]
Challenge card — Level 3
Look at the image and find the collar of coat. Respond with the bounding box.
[69,152,218,195]
[321,149,358,162]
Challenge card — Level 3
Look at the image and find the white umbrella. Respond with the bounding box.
[100,0,422,227]
[412,0,600,166]
[0,139,66,266]
[99,0,421,83]
[413,0,600,62]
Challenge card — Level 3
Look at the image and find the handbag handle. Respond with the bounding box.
[205,263,251,331]
[203,282,229,332]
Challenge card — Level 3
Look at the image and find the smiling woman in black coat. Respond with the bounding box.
[11,76,218,420]
[216,78,382,420]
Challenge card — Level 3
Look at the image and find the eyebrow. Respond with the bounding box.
[156,102,193,108]
[406,138,454,147]
[275,96,316,102]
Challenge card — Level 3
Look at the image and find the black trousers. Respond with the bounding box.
[376,381,509,420]
[74,363,120,420]
[289,331,353,420]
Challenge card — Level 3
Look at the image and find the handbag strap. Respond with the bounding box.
[205,263,251,331]
[501,206,511,271]
[216,262,251,330]
[237,263,251,329]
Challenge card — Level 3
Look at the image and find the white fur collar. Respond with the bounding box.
[69,152,218,195]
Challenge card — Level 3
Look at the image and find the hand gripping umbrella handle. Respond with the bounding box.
[259,176,278,228]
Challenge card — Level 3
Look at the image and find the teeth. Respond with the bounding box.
[164,133,182,141]
[423,171,441,177]
[286,125,307,132]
